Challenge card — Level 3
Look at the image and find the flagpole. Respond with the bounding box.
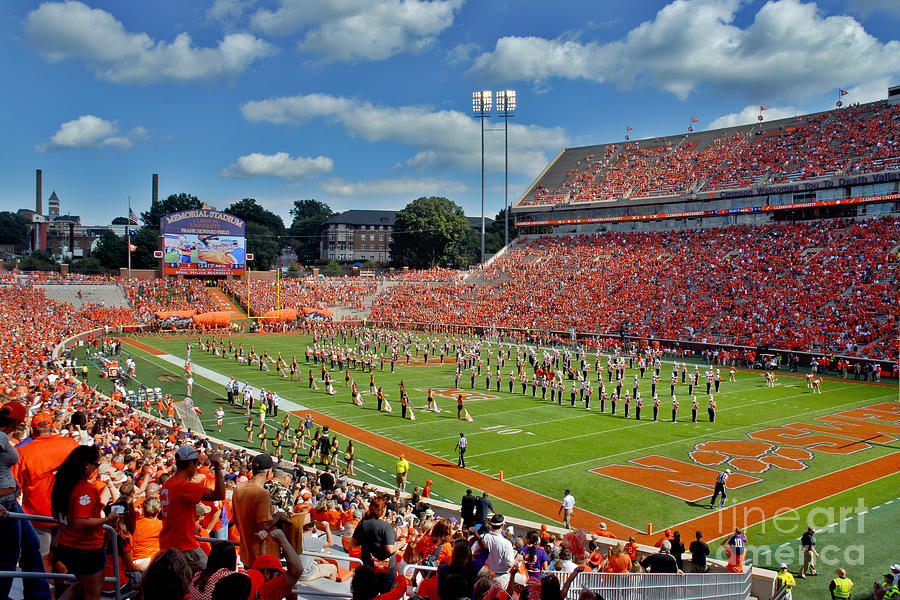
[127,196,132,279]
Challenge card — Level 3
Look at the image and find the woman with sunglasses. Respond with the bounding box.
[51,445,121,600]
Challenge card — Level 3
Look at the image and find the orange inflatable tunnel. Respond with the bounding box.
[154,309,196,319]
[192,311,234,327]
[263,308,298,322]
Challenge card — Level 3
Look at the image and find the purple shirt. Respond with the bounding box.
[519,545,551,575]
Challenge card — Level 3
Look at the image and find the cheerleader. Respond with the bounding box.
[344,440,356,477]
[273,430,282,459]
[215,407,224,432]
[245,417,254,443]
[282,413,290,432]
[427,388,435,412]
[330,436,340,470]
[289,437,298,461]
[311,427,321,461]
[258,423,268,451]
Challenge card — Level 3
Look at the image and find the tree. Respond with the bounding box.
[131,227,160,269]
[0,212,29,246]
[245,221,279,270]
[225,198,286,237]
[288,199,334,264]
[92,230,126,269]
[391,197,472,269]
[19,251,56,270]
[140,193,201,229]
[111,217,130,225]
[224,198,285,271]
[484,208,519,256]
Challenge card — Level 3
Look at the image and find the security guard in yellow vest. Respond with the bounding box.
[880,574,900,600]
[829,568,853,599]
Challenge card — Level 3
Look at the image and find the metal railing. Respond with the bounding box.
[0,513,124,600]
[563,568,753,600]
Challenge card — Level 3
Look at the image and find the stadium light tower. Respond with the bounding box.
[495,90,516,248]
[473,90,492,263]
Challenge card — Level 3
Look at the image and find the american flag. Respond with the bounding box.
[129,208,139,225]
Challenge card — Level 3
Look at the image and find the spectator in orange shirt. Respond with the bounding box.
[624,536,638,562]
[13,411,78,570]
[132,496,163,570]
[654,528,674,548]
[594,521,613,539]
[51,445,121,600]
[605,543,633,573]
[159,445,225,573]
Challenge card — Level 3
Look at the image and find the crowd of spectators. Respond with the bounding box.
[370,217,899,360]
[521,101,900,206]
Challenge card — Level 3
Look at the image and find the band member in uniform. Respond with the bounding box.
[672,397,679,423]
[623,391,631,418]
[708,397,717,422]
[635,394,643,420]
[653,395,660,421]
[691,396,699,423]
[610,392,618,415]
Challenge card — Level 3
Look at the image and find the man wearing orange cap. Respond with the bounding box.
[423,479,432,499]
[13,412,78,570]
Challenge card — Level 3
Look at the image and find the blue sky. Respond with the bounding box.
[1,0,898,226]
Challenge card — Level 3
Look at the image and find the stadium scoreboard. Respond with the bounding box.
[161,209,246,276]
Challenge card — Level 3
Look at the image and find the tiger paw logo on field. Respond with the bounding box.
[689,440,813,473]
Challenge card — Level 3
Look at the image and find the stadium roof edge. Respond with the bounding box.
[513,98,892,211]
[515,147,565,207]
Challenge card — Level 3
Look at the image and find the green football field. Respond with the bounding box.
[79,329,899,598]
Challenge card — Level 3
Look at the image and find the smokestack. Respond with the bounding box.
[69,222,75,254]
[36,169,42,214]
[152,173,158,206]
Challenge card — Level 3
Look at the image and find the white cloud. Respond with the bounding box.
[708,105,802,129]
[320,177,467,197]
[37,115,148,151]
[469,0,900,100]
[446,42,480,65]
[26,1,276,83]
[250,0,463,62]
[240,93,568,176]
[207,0,258,29]
[841,77,894,104]
[221,152,335,180]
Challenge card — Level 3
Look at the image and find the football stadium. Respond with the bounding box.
[1,3,899,600]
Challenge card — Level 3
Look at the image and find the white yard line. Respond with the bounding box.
[505,392,897,480]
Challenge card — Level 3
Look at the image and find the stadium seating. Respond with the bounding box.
[369,217,899,360]
[519,101,900,206]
